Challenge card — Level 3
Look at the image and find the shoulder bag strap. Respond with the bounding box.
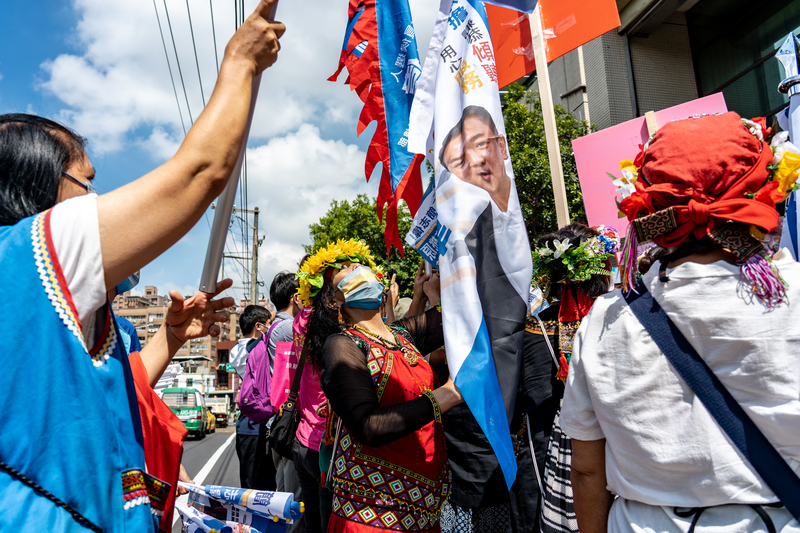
[623,279,800,518]
[286,335,309,404]
[534,315,560,370]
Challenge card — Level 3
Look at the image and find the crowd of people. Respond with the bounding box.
[1,0,799,531]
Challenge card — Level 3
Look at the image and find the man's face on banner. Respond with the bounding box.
[442,115,509,197]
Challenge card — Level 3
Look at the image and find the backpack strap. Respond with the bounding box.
[264,319,282,347]
[623,279,800,518]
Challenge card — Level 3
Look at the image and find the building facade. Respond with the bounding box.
[529,0,798,131]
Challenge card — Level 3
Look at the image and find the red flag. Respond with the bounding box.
[487,0,620,89]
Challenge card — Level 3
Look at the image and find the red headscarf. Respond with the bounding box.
[620,112,779,249]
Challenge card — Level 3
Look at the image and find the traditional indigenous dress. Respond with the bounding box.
[320,309,450,533]
[0,196,159,532]
[508,306,564,533]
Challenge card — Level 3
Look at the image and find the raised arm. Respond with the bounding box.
[97,0,285,289]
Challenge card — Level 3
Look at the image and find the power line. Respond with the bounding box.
[162,0,194,124]
[185,0,207,106]
[209,0,220,75]
[152,0,186,135]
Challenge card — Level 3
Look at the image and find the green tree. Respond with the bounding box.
[503,84,590,239]
[304,194,422,296]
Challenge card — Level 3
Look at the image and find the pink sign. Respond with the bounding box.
[572,93,728,233]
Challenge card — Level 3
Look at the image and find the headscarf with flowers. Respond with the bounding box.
[615,112,797,309]
[531,224,619,380]
[296,239,384,308]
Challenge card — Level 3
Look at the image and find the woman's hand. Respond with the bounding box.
[166,278,236,345]
[423,271,440,308]
[407,261,429,317]
[433,376,464,413]
[413,261,429,301]
[176,463,194,496]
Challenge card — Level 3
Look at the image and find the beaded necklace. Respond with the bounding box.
[350,324,420,366]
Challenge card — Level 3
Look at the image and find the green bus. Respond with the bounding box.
[160,387,209,439]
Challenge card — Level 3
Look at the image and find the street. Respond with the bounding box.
[171,427,240,533]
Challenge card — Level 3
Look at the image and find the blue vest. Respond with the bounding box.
[0,210,156,531]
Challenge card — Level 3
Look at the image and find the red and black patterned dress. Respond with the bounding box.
[320,309,450,533]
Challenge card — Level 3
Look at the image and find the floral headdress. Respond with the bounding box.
[531,225,619,382]
[609,112,798,308]
[296,239,382,307]
[531,225,620,300]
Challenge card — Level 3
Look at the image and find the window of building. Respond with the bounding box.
[687,0,800,119]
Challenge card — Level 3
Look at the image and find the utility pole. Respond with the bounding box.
[250,207,259,306]
[211,203,263,306]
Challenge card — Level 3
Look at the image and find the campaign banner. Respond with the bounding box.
[180,483,301,521]
[188,491,286,532]
[408,0,533,489]
[329,0,426,253]
[405,179,440,267]
[176,500,232,533]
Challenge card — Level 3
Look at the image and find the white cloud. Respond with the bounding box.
[37,0,439,155]
[140,127,182,161]
[244,123,374,292]
[32,0,439,302]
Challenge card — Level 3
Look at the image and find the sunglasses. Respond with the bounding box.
[62,171,97,195]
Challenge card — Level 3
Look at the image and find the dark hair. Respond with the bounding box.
[0,114,88,226]
[306,283,344,370]
[438,105,498,171]
[537,223,610,299]
[270,271,299,311]
[239,305,271,336]
[637,245,667,275]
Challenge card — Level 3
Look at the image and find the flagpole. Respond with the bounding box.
[199,4,278,294]
[529,5,570,228]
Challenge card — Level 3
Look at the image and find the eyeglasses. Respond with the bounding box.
[446,135,503,169]
[62,171,97,195]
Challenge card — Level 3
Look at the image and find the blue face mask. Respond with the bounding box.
[338,266,384,310]
[116,272,140,295]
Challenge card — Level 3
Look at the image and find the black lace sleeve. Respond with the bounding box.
[320,333,435,448]
[393,307,444,355]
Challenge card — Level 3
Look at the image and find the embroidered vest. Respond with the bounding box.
[330,328,450,531]
[0,211,156,532]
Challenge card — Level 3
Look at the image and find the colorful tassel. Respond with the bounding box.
[620,223,639,293]
[739,251,789,310]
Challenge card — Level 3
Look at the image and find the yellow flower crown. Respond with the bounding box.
[296,239,380,307]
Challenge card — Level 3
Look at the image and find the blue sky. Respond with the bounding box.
[0,0,436,304]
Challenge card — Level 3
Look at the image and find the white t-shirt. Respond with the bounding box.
[49,194,107,327]
[561,253,800,512]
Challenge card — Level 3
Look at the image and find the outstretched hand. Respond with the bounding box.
[166,278,236,343]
